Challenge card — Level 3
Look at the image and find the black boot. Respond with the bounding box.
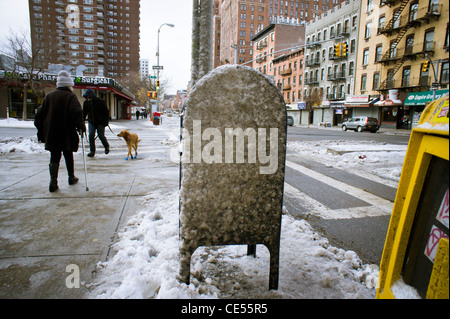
[69,175,79,185]
[66,160,79,185]
[49,163,59,192]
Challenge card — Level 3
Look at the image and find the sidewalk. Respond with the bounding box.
[0,118,180,298]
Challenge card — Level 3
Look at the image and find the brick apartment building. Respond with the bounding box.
[28,0,140,88]
[217,0,346,67]
[252,23,305,73]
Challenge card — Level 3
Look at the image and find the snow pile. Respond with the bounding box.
[0,118,35,128]
[89,190,378,299]
[391,278,421,299]
[288,140,407,184]
[0,136,45,154]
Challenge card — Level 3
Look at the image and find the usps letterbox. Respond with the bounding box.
[178,65,287,290]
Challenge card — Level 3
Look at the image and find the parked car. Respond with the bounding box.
[341,117,379,133]
[287,116,294,126]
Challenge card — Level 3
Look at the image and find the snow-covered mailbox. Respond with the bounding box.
[179,65,287,290]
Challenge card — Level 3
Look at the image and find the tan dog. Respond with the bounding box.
[117,130,141,160]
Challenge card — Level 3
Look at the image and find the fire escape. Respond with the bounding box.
[376,0,441,91]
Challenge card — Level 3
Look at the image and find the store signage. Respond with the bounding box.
[404,90,449,106]
[346,95,369,103]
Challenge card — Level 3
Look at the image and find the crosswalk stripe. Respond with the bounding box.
[286,160,393,207]
[284,183,393,220]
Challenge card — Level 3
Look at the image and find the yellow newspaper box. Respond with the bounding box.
[377,95,449,299]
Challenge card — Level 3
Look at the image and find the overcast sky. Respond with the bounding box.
[0,0,193,95]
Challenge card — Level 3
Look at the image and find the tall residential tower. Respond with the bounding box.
[28,0,140,87]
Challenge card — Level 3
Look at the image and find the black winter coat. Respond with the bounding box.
[34,87,85,152]
[83,97,109,126]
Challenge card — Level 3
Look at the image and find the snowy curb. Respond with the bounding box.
[88,190,379,299]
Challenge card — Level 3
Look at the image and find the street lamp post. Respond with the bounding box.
[156,23,174,113]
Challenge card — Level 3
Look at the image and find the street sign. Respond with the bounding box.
[152,65,164,70]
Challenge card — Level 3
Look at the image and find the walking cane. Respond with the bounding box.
[80,130,90,191]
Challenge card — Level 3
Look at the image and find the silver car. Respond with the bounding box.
[342,117,379,133]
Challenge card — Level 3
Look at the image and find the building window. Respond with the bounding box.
[365,22,372,39]
[424,29,434,52]
[375,45,382,62]
[350,39,356,53]
[378,15,385,34]
[367,0,373,12]
[363,49,369,65]
[361,75,367,92]
[372,73,380,90]
[403,37,413,58]
[441,61,449,84]
[389,41,397,58]
[409,2,419,22]
[445,23,449,50]
[402,67,411,87]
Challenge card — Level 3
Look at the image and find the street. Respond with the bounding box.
[287,125,410,145]
[0,119,409,269]
[285,125,409,264]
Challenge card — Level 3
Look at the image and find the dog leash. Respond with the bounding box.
[107,124,117,136]
[94,124,121,141]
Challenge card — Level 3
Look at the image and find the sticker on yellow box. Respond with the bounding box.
[425,225,449,263]
[437,188,449,229]
[434,98,449,123]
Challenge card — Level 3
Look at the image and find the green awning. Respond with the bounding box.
[404,90,449,106]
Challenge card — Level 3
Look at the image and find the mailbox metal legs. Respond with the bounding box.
[179,241,280,290]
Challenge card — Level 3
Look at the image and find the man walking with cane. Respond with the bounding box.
[82,89,110,157]
[34,70,86,192]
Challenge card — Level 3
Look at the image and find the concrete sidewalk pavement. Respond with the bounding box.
[0,118,180,298]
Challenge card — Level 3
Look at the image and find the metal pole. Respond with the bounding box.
[157,27,161,113]
[425,53,441,101]
[231,44,238,64]
[156,23,175,112]
[81,131,89,192]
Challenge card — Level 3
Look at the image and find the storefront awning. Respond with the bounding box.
[374,98,402,106]
[344,97,380,108]
[74,84,134,102]
[111,88,134,101]
[404,90,449,106]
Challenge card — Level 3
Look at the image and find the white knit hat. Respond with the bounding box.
[56,70,74,87]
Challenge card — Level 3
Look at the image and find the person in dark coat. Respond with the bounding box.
[82,89,110,157]
[34,70,86,192]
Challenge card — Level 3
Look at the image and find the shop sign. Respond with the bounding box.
[297,102,306,109]
[346,95,369,103]
[404,90,449,106]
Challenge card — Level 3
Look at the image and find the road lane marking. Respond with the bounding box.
[284,183,393,220]
[286,161,393,207]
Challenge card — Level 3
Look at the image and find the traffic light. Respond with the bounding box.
[341,43,348,57]
[334,44,341,57]
[422,60,430,73]
[147,91,157,99]
[156,80,160,90]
